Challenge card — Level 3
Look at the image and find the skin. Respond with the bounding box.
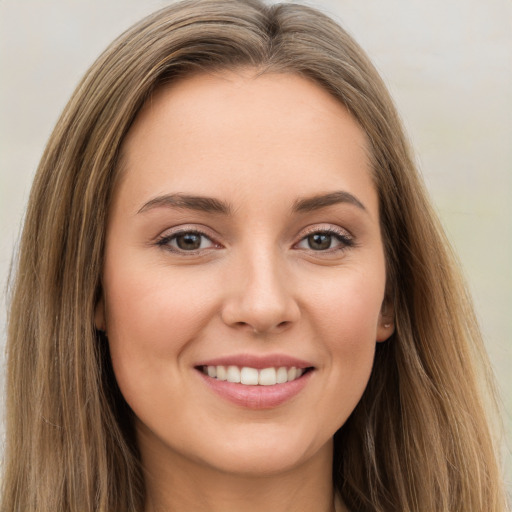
[96,69,394,512]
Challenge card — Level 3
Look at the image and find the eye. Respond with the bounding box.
[156,230,217,253]
[295,228,354,252]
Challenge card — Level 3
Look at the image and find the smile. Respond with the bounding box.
[195,356,315,409]
[199,365,306,386]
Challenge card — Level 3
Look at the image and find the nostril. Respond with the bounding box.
[231,320,291,335]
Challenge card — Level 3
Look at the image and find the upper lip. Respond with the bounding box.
[195,354,314,370]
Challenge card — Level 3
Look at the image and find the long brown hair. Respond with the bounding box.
[2,1,507,510]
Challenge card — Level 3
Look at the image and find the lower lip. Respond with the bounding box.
[196,370,313,409]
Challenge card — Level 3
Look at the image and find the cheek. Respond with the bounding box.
[304,265,385,418]
[307,264,385,344]
[102,259,220,398]
[104,260,216,348]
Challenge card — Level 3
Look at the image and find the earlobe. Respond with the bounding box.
[376,300,395,342]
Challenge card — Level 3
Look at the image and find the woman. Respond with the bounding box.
[2,0,507,510]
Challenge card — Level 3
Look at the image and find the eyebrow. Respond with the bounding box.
[137,194,232,215]
[137,190,366,216]
[292,191,367,213]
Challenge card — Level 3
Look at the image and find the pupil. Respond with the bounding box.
[308,233,331,250]
[177,233,201,250]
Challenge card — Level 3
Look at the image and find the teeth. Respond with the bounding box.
[259,367,276,386]
[216,365,227,381]
[240,367,259,385]
[276,367,288,384]
[202,365,307,385]
[226,365,241,383]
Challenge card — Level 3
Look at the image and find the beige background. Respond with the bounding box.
[1,0,511,494]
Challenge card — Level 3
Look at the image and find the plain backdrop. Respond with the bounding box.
[1,0,511,493]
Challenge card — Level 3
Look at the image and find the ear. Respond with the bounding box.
[94,294,107,333]
[376,298,395,342]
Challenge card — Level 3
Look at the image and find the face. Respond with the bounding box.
[97,70,394,477]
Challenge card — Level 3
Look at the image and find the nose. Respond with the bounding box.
[220,248,300,335]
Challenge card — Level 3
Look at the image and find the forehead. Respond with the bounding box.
[116,69,377,217]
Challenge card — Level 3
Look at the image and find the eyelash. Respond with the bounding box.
[155,229,218,254]
[155,226,355,255]
[296,226,355,253]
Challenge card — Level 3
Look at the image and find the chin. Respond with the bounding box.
[191,423,334,477]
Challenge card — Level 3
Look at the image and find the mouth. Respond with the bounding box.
[194,357,315,409]
[197,364,313,386]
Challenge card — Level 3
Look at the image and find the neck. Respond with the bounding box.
[141,436,343,512]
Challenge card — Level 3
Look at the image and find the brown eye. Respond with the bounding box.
[307,233,332,250]
[175,233,203,250]
[295,228,354,253]
[157,230,216,252]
